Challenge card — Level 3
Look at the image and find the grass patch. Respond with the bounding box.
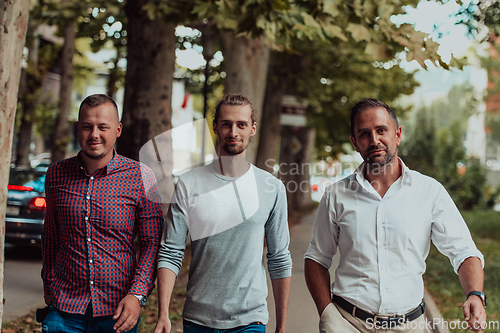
[425,210,500,332]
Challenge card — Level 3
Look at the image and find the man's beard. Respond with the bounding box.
[364,145,397,168]
[221,141,247,155]
[220,137,250,155]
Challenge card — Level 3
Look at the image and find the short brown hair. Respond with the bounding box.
[350,98,399,137]
[78,94,118,121]
[213,94,256,125]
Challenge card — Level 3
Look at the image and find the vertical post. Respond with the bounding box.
[201,26,214,164]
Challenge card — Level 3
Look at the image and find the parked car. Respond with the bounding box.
[6,168,46,245]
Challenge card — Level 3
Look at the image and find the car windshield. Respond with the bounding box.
[9,169,46,192]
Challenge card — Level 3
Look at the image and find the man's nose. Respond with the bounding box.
[369,132,380,145]
[91,127,99,138]
[229,124,237,136]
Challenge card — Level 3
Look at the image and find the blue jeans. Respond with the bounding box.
[183,320,266,333]
[42,304,140,333]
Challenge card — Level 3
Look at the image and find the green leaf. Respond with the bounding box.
[378,4,395,21]
[323,24,348,42]
[346,23,371,42]
[273,0,291,11]
[192,1,212,18]
[323,0,339,17]
[142,3,157,20]
[406,48,428,69]
[449,54,467,70]
[302,12,321,30]
[365,42,390,60]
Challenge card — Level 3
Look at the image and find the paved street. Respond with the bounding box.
[267,209,339,333]
[3,245,45,323]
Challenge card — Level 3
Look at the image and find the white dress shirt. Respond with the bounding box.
[304,159,484,315]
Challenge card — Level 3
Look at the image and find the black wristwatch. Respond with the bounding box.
[467,291,487,307]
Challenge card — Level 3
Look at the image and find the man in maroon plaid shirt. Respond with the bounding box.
[41,94,164,333]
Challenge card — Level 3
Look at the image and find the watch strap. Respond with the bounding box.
[132,294,147,307]
[467,291,487,307]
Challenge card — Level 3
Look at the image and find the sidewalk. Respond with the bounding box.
[266,209,338,332]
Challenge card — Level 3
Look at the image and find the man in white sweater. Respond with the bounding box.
[154,94,292,333]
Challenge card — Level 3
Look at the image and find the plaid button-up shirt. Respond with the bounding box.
[41,151,164,316]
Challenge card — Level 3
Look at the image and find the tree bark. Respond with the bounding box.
[219,32,270,164]
[255,52,287,173]
[279,126,315,211]
[117,0,175,162]
[0,0,30,326]
[16,36,40,167]
[51,20,76,162]
[107,44,123,99]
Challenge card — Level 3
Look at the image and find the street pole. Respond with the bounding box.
[201,26,214,164]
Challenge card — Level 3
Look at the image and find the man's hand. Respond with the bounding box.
[44,292,52,306]
[153,315,172,333]
[463,296,487,332]
[113,294,141,333]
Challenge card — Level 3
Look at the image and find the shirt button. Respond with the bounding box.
[85,217,88,221]
[90,281,94,285]
[87,238,91,242]
[89,259,93,263]
[86,196,90,200]
[90,176,94,180]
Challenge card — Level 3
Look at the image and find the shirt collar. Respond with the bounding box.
[349,157,412,187]
[76,149,120,176]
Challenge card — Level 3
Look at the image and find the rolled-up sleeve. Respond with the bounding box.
[265,182,292,280]
[431,183,484,274]
[304,189,339,269]
[157,180,189,276]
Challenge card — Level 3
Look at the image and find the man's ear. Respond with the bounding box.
[250,122,256,137]
[116,123,123,138]
[395,126,402,146]
[213,122,219,135]
[350,135,359,152]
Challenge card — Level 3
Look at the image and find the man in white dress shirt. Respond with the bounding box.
[304,98,487,332]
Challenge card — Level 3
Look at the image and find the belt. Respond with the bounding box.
[332,295,425,327]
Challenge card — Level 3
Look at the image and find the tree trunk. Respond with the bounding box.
[295,127,315,209]
[107,44,122,99]
[0,0,30,326]
[279,126,315,212]
[16,36,40,167]
[117,0,175,162]
[255,52,287,173]
[51,20,76,162]
[219,32,270,164]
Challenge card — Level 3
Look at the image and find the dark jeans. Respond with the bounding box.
[183,320,266,333]
[42,304,140,333]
